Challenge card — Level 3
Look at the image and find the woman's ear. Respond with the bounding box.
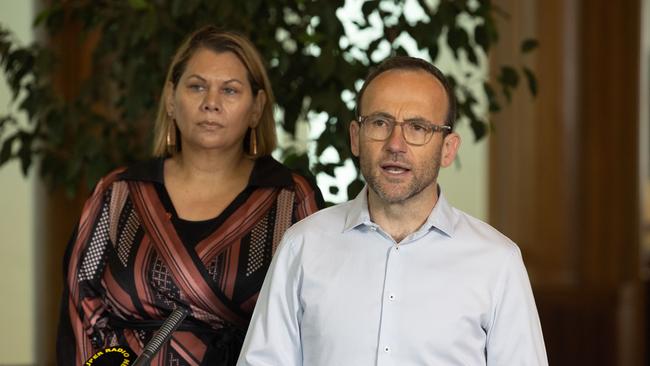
[251,90,267,127]
[165,81,175,117]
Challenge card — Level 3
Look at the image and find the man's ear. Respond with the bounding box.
[349,120,361,157]
[251,90,267,127]
[440,132,461,168]
[165,81,175,117]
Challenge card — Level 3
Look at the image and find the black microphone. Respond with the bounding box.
[132,307,190,366]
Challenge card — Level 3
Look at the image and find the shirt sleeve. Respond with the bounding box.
[56,214,107,366]
[56,226,80,366]
[237,230,304,366]
[56,173,121,366]
[486,247,549,366]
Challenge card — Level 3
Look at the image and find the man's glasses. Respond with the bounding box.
[357,114,451,146]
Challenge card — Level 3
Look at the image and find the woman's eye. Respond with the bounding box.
[223,87,238,95]
[188,84,205,92]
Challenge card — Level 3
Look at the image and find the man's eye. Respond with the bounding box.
[408,122,429,132]
[370,118,390,127]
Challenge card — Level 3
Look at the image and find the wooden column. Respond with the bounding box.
[35,14,96,364]
[35,185,87,365]
[490,0,644,365]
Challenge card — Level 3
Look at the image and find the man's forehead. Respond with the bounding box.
[360,69,448,117]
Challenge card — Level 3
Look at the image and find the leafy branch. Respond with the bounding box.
[0,0,537,199]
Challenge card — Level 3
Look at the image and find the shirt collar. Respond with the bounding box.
[342,185,456,238]
[424,188,455,237]
[247,155,294,188]
[118,154,294,188]
[118,158,164,183]
[343,186,373,232]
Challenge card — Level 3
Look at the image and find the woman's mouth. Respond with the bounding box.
[197,120,223,130]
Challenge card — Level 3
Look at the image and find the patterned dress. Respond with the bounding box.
[56,156,323,365]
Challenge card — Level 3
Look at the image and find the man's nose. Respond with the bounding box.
[384,124,408,153]
[201,88,221,112]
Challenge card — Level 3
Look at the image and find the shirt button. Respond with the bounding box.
[370,226,377,231]
[384,346,391,353]
[388,294,396,301]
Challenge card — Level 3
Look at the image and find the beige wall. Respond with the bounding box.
[438,122,488,220]
[0,1,35,365]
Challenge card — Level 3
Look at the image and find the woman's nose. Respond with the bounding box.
[201,89,221,112]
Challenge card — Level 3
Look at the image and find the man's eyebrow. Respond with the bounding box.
[367,111,394,118]
[403,115,429,121]
[368,111,429,121]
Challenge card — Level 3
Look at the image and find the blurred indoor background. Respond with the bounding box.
[0,0,648,365]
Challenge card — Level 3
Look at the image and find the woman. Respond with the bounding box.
[56,26,323,365]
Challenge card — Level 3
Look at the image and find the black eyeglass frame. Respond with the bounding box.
[356,114,452,146]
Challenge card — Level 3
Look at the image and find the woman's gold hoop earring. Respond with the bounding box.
[166,130,173,147]
[166,121,176,150]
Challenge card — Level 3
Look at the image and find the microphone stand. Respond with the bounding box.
[132,307,189,366]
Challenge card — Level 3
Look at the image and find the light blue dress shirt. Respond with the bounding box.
[238,187,548,366]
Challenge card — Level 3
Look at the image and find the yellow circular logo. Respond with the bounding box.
[84,346,134,366]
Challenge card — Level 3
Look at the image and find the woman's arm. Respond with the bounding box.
[291,173,324,222]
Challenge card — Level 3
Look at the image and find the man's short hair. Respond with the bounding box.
[355,56,457,129]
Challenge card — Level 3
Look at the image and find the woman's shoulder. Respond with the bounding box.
[90,158,164,196]
[286,169,324,208]
[289,171,320,195]
[117,158,165,184]
[93,167,128,193]
[252,155,324,206]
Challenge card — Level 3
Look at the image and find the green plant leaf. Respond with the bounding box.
[447,27,469,58]
[0,0,539,199]
[521,38,539,53]
[347,178,365,201]
[523,66,538,96]
[0,134,17,165]
[469,118,487,141]
[17,132,32,175]
[361,0,379,19]
[483,82,501,113]
[474,23,490,52]
[314,162,338,176]
[466,46,478,65]
[282,151,312,178]
[128,0,150,10]
[499,66,519,87]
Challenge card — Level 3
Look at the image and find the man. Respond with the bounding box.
[237,56,548,365]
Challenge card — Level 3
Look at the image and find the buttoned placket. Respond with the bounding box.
[364,221,436,366]
[372,225,406,366]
